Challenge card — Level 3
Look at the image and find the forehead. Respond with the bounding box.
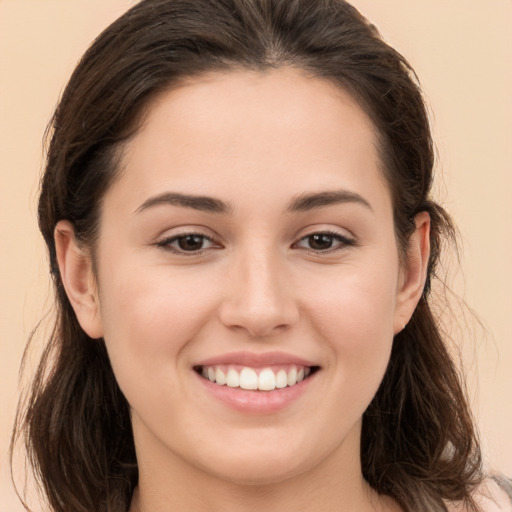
[110,67,390,215]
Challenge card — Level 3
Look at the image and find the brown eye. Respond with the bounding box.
[157,233,216,254]
[308,234,335,250]
[295,232,354,252]
[177,234,206,251]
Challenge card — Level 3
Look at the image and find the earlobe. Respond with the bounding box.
[54,220,103,339]
[393,212,431,334]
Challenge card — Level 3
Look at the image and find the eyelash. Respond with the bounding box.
[155,232,218,255]
[293,231,356,253]
[155,230,355,256]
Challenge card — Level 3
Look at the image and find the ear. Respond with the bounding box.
[393,212,431,334]
[54,220,103,339]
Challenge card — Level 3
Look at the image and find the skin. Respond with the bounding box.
[55,68,430,512]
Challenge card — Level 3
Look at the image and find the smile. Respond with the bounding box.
[195,365,318,391]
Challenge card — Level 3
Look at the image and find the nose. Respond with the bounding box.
[218,247,299,338]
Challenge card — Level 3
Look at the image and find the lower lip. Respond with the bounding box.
[195,371,316,414]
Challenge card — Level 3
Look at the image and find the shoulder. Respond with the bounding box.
[447,476,512,512]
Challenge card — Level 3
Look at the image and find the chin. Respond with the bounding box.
[188,433,330,488]
[203,455,310,487]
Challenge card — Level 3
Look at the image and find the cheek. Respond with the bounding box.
[96,265,218,388]
[303,257,399,393]
[95,269,223,447]
[307,259,398,344]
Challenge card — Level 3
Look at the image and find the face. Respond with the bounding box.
[62,68,426,487]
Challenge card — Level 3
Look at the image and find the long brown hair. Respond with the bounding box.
[12,1,482,511]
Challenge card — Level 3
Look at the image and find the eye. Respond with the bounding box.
[156,233,217,254]
[294,231,354,252]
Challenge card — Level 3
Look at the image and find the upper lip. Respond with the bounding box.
[194,351,318,368]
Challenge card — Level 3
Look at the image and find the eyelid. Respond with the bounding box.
[152,226,356,256]
[293,229,356,253]
[155,229,222,255]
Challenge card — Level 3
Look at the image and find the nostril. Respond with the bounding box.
[218,308,299,339]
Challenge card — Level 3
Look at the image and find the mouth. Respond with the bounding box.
[194,364,320,392]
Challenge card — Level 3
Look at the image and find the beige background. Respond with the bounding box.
[1,1,511,510]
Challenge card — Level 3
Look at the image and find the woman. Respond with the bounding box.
[10,0,510,511]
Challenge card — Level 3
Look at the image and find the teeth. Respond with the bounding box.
[239,368,258,390]
[287,366,297,386]
[275,369,288,389]
[226,368,240,388]
[258,368,275,391]
[199,364,315,391]
[215,368,226,385]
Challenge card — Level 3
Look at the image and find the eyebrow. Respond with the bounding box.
[134,192,232,215]
[134,189,372,215]
[287,190,372,212]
